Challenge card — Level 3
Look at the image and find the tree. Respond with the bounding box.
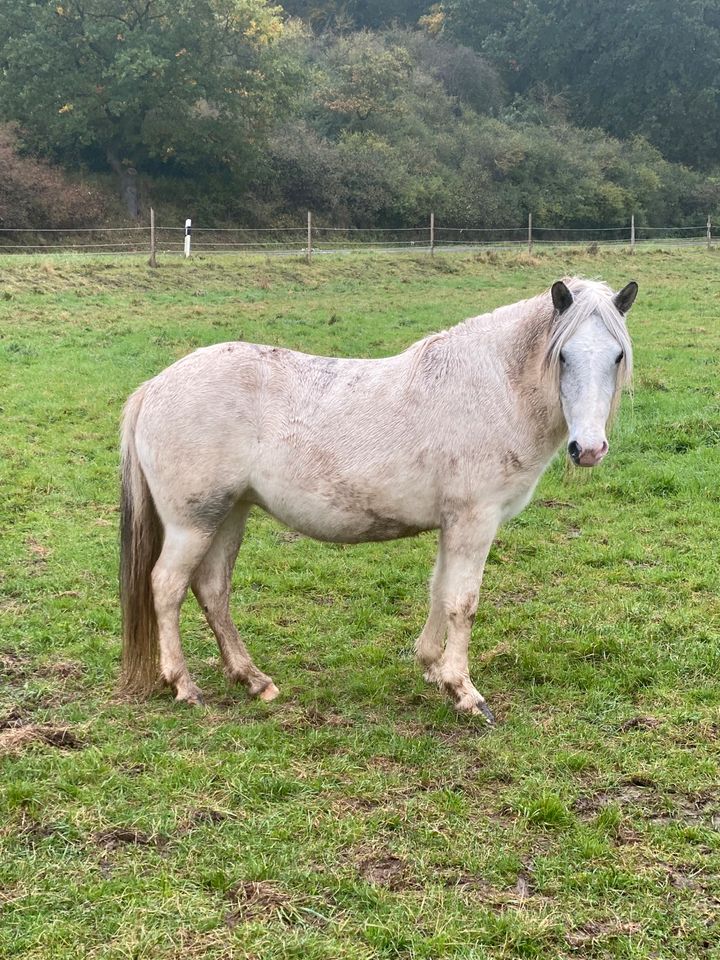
[444,0,720,169]
[0,0,291,215]
[279,0,431,31]
[313,32,413,133]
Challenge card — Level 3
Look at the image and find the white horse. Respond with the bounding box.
[120,277,637,721]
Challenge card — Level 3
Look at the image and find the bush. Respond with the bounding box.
[0,125,109,232]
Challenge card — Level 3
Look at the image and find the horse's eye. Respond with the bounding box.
[559,351,567,364]
[615,350,624,364]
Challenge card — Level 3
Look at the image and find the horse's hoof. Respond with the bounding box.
[258,681,280,702]
[473,701,496,725]
[423,664,441,684]
[175,684,205,707]
[176,694,204,707]
[455,693,495,725]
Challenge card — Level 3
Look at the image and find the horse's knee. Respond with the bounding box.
[445,590,479,626]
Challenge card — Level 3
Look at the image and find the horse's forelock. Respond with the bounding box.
[544,279,633,390]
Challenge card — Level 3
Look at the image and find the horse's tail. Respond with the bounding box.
[119,384,163,696]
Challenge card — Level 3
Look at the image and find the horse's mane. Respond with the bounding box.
[406,278,632,413]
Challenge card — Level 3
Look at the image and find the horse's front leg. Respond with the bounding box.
[423,516,498,722]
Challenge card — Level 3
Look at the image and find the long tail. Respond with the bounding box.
[119,385,163,695]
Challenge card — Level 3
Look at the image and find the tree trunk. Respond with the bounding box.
[107,149,140,219]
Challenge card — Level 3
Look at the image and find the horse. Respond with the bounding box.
[119,277,637,722]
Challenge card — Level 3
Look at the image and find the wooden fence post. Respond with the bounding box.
[430,212,435,257]
[184,218,192,258]
[630,214,635,253]
[528,212,532,254]
[306,211,312,263]
[148,207,157,268]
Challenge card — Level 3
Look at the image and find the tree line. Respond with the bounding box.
[0,0,718,231]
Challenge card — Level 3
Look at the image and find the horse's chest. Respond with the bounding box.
[499,484,537,523]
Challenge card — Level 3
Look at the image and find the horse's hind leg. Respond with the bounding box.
[415,554,447,671]
[152,525,214,705]
[191,502,279,701]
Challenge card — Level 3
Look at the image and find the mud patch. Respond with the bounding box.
[225,881,298,927]
[566,919,643,948]
[42,660,84,679]
[0,724,82,756]
[25,537,51,565]
[279,707,351,731]
[444,869,553,912]
[0,652,31,682]
[618,715,660,732]
[95,828,166,850]
[358,854,407,888]
[181,808,237,831]
[574,782,719,828]
[0,708,24,731]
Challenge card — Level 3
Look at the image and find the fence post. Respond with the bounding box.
[630,214,635,253]
[429,212,435,257]
[708,216,712,249]
[148,207,157,268]
[184,218,192,258]
[527,212,532,254]
[304,211,312,263]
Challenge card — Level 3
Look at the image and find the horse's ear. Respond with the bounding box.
[551,280,573,315]
[614,281,638,315]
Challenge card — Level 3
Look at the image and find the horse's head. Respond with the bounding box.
[548,278,637,467]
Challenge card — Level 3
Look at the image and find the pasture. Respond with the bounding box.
[0,249,719,959]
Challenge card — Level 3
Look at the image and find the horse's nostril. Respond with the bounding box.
[568,440,581,461]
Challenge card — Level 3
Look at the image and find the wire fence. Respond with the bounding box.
[0,212,714,259]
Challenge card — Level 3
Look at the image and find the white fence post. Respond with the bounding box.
[184,218,192,258]
[708,216,712,249]
[430,212,435,257]
[306,211,312,263]
[528,212,532,254]
[631,214,635,252]
[149,207,157,268]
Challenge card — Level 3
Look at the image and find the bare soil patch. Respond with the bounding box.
[0,724,82,755]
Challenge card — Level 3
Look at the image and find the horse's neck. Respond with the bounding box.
[456,303,567,457]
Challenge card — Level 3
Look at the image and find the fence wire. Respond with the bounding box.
[0,220,714,256]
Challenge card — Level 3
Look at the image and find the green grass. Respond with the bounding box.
[1,248,719,959]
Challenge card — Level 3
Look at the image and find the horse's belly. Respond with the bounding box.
[250,478,436,544]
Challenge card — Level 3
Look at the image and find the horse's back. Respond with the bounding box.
[131,340,437,537]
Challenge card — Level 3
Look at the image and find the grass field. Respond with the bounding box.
[1,248,719,959]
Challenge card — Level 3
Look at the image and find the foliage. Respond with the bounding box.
[280,0,429,30]
[250,29,720,229]
[0,125,109,231]
[0,0,293,212]
[0,0,718,228]
[444,0,720,169]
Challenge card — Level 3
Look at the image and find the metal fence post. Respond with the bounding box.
[430,212,435,257]
[528,212,532,254]
[708,216,712,249]
[631,214,635,253]
[306,211,312,263]
[184,218,192,258]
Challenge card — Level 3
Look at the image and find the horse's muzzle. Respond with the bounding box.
[568,439,608,467]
